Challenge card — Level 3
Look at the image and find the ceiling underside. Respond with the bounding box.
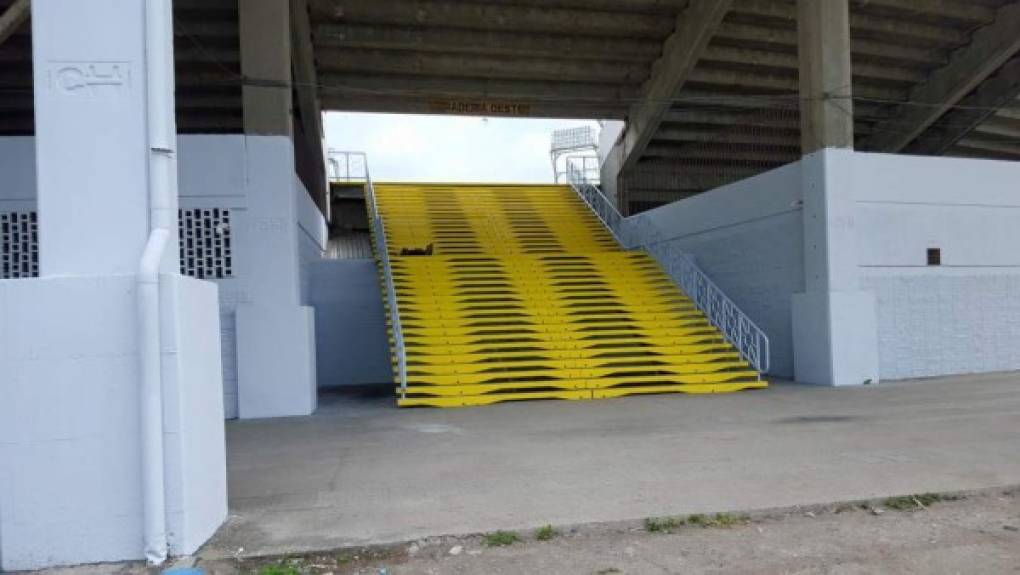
[1,0,1018,202]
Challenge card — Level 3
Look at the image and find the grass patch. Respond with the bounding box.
[484,530,520,547]
[884,492,961,511]
[644,516,685,533]
[686,513,712,527]
[258,564,301,575]
[681,513,751,528]
[712,512,748,527]
[646,512,750,532]
[535,524,558,541]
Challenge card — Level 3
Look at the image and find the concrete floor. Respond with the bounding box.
[204,373,1020,559]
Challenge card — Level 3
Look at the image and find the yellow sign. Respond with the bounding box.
[429,100,532,116]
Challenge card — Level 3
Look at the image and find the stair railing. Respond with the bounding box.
[566,162,770,375]
[566,161,630,246]
[338,151,408,397]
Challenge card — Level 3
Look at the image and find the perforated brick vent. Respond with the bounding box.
[1,211,39,279]
[179,208,233,279]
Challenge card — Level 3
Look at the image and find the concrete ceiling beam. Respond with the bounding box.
[0,0,29,48]
[973,116,1020,140]
[701,44,924,84]
[315,47,649,85]
[688,66,905,101]
[716,22,947,67]
[617,0,734,175]
[952,136,1020,157]
[861,1,1020,152]
[313,23,662,62]
[319,93,627,119]
[904,56,1020,156]
[662,108,800,129]
[457,0,691,14]
[316,72,639,103]
[733,0,967,46]
[291,0,329,215]
[653,126,800,146]
[849,0,995,25]
[310,0,675,38]
[643,143,799,163]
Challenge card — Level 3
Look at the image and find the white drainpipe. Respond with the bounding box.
[138,0,176,565]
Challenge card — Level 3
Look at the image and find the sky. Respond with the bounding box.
[323,112,600,184]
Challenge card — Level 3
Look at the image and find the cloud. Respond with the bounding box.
[324,113,600,184]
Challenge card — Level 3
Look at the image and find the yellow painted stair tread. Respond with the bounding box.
[370,183,765,408]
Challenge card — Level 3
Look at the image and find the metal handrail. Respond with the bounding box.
[645,246,770,374]
[566,164,770,375]
[358,154,408,397]
[566,161,629,247]
[327,149,369,182]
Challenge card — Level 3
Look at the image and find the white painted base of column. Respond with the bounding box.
[0,275,227,571]
[792,290,879,386]
[236,304,317,418]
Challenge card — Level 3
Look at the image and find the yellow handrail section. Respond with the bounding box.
[371,183,767,407]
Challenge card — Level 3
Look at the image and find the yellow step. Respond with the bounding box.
[371,182,766,408]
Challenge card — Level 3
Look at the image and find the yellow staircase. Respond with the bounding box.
[371,183,767,407]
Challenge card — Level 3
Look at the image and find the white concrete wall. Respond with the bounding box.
[177,135,248,417]
[1,134,325,418]
[625,162,805,377]
[309,259,391,387]
[598,121,624,165]
[177,135,324,418]
[161,275,228,554]
[295,174,328,305]
[0,275,225,570]
[852,153,1020,380]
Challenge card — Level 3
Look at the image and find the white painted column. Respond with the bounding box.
[0,3,226,570]
[791,149,879,385]
[32,0,151,276]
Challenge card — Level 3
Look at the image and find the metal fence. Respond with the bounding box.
[328,150,369,182]
[567,163,770,375]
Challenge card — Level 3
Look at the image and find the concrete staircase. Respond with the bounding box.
[372,183,766,407]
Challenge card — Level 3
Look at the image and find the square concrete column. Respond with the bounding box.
[791,1,878,386]
[233,0,318,418]
[0,2,226,569]
[791,150,879,386]
[32,0,151,275]
[798,0,854,154]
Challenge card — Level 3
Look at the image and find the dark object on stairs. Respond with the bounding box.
[400,243,434,256]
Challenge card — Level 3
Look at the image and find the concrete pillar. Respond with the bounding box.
[33,0,151,275]
[790,1,876,386]
[791,149,878,386]
[240,0,292,137]
[797,0,854,153]
[233,0,318,418]
[1,1,226,570]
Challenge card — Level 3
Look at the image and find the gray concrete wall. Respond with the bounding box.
[0,137,34,211]
[625,162,805,377]
[309,259,392,387]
